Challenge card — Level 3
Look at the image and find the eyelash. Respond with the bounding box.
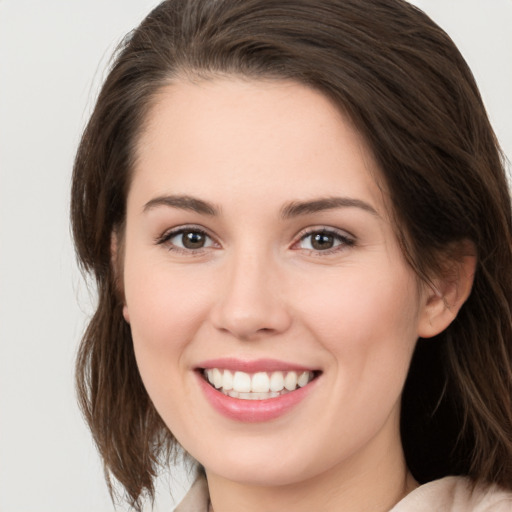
[155,225,217,255]
[155,226,356,255]
[294,227,355,255]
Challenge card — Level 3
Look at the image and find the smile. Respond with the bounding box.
[195,358,321,422]
[203,369,315,400]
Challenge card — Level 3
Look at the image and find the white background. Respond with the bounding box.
[0,1,511,511]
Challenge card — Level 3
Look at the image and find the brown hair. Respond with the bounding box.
[71,0,512,509]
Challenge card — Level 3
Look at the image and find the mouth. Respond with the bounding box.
[199,367,320,401]
[195,360,321,422]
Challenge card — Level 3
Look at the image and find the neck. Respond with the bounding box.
[206,434,418,512]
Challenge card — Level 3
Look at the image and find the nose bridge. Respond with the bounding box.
[212,244,291,339]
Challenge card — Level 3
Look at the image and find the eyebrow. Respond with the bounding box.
[280,197,379,219]
[143,194,379,218]
[143,195,220,215]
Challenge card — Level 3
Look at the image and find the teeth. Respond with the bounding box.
[251,372,270,392]
[298,371,310,387]
[204,368,314,399]
[269,371,284,392]
[233,371,251,392]
[222,369,233,390]
[284,371,298,391]
[213,368,223,389]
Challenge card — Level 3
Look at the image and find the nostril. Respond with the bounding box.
[209,275,292,339]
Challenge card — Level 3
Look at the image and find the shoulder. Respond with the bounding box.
[173,475,210,512]
[390,476,512,512]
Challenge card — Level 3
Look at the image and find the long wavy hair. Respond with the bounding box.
[71,0,512,509]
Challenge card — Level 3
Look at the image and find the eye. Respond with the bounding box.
[157,227,216,252]
[296,228,355,253]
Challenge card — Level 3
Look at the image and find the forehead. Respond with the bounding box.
[131,78,387,216]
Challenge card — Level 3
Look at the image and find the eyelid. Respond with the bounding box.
[293,225,356,241]
[292,226,356,253]
[155,224,220,252]
[155,224,355,255]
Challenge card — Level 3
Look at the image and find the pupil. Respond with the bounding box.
[183,231,205,249]
[312,233,334,250]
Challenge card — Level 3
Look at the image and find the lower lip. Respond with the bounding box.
[196,372,318,422]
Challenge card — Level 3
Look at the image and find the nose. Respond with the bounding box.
[210,251,292,340]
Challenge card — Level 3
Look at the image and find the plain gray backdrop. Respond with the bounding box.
[1,1,511,511]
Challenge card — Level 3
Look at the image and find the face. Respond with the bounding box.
[121,78,432,487]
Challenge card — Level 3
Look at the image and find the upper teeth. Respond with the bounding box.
[204,369,314,395]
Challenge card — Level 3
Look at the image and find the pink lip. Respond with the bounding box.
[194,360,320,423]
[196,357,316,373]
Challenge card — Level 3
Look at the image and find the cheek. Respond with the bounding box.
[124,254,212,344]
[295,269,421,452]
[122,251,216,398]
[122,268,216,443]
[295,266,421,383]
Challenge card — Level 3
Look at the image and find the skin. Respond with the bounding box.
[120,78,472,512]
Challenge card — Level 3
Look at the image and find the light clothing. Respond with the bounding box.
[174,475,512,512]
[174,476,209,512]
[390,477,512,511]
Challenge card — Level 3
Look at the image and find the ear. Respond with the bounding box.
[122,305,131,324]
[111,232,130,324]
[417,244,476,339]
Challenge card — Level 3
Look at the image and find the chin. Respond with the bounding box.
[207,459,313,487]
[189,435,326,487]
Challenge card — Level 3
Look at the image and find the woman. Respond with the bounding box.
[71,0,512,510]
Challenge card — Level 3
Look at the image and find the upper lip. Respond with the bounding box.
[196,358,319,373]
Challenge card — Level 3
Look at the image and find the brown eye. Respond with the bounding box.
[161,227,215,251]
[311,233,335,250]
[181,230,207,249]
[297,229,354,253]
